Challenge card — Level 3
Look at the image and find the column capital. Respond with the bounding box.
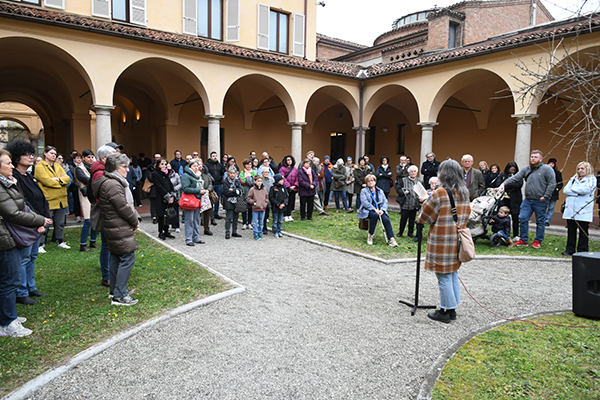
[287,121,307,127]
[90,105,115,114]
[511,114,538,124]
[204,114,224,120]
[352,126,370,131]
[417,121,439,128]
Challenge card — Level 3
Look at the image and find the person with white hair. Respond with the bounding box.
[461,154,485,201]
[561,161,596,255]
[395,164,424,241]
[91,144,117,288]
[331,158,353,213]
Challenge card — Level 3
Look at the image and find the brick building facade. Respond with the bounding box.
[318,0,553,65]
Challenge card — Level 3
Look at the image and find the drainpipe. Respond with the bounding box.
[359,79,364,156]
[531,0,537,26]
[304,0,307,59]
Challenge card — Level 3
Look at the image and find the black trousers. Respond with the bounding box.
[323,182,331,207]
[300,196,314,220]
[399,209,417,236]
[566,219,589,254]
[285,190,296,217]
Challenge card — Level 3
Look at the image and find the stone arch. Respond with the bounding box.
[223,73,296,129]
[363,84,420,128]
[304,85,359,133]
[428,68,514,126]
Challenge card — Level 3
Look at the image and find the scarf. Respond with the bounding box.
[106,171,134,206]
[225,175,237,204]
[304,167,312,184]
[161,168,168,174]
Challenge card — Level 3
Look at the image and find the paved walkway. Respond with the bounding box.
[14,217,572,400]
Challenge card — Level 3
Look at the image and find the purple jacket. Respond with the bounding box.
[279,165,299,193]
[298,167,317,197]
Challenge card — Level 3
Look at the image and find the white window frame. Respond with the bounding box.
[226,0,240,42]
[292,13,305,57]
[257,3,270,50]
[92,0,111,18]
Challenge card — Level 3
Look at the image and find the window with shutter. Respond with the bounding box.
[92,0,111,18]
[257,3,269,50]
[268,9,288,54]
[130,0,146,26]
[292,13,305,57]
[182,0,197,35]
[43,0,64,9]
[226,0,240,42]
[198,0,222,40]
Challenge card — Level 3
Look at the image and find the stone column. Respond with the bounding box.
[287,122,306,164]
[511,114,538,170]
[353,126,368,161]
[204,114,224,159]
[417,122,438,174]
[90,105,114,149]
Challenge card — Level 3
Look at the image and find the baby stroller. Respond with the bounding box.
[467,188,505,243]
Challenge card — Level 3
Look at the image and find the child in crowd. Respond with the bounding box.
[269,173,289,238]
[261,168,273,235]
[490,206,513,247]
[247,175,269,240]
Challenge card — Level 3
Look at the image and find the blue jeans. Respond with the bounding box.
[436,271,461,310]
[334,191,348,210]
[519,198,547,243]
[496,230,510,242]
[100,232,110,281]
[367,210,395,238]
[213,184,222,215]
[17,237,41,297]
[545,199,557,224]
[252,210,265,237]
[183,208,201,244]
[80,219,98,245]
[272,211,284,235]
[0,247,21,326]
[109,251,135,299]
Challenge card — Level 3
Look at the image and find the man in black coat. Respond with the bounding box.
[421,152,440,187]
[205,151,225,218]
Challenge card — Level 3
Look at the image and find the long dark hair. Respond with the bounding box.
[281,155,296,168]
[503,161,519,175]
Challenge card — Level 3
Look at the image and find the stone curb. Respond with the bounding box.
[416,309,572,400]
[282,230,572,264]
[2,228,246,400]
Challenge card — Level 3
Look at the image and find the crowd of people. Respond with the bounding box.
[1,139,598,336]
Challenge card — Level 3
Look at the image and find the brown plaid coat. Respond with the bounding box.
[418,187,471,273]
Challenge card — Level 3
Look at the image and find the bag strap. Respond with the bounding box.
[444,188,458,224]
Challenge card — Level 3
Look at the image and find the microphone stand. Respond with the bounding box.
[399,223,436,315]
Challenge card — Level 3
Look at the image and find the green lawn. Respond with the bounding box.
[0,228,232,394]
[433,313,600,400]
[281,210,597,258]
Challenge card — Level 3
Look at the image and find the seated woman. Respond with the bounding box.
[357,174,398,247]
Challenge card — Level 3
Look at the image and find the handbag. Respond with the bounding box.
[200,192,212,213]
[142,177,153,193]
[334,180,344,188]
[164,206,177,219]
[444,188,475,263]
[234,193,248,213]
[179,192,200,210]
[209,189,219,204]
[358,218,369,230]
[2,205,44,249]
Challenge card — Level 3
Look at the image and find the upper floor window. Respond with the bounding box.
[92,0,147,26]
[449,21,460,49]
[183,0,239,42]
[198,0,222,40]
[12,0,62,7]
[269,9,288,53]
[257,4,304,57]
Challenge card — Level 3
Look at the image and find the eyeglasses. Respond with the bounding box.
[192,153,199,157]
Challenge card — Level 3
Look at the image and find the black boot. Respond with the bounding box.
[427,309,451,323]
[89,241,99,248]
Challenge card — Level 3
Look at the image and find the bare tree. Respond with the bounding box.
[511,1,600,166]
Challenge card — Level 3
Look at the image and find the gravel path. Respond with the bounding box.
[17,217,572,400]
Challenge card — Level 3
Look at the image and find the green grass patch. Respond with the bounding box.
[433,313,600,399]
[281,210,598,258]
[0,228,232,395]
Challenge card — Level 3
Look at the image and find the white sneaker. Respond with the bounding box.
[388,237,398,247]
[38,245,46,254]
[16,317,26,323]
[111,295,139,306]
[241,224,247,230]
[58,242,71,249]
[175,228,180,233]
[367,234,374,245]
[289,216,294,221]
[0,320,32,337]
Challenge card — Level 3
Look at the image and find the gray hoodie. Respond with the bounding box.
[503,163,556,200]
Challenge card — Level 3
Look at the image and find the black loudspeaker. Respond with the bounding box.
[572,252,600,319]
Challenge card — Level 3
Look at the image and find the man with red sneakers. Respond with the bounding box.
[498,150,556,248]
